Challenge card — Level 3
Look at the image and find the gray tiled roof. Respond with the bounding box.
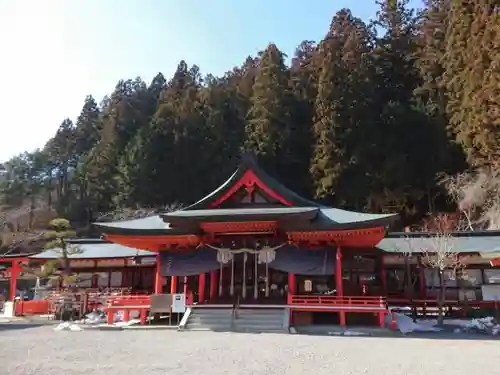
[164,207,318,218]
[318,208,396,224]
[93,215,167,230]
[377,234,500,254]
[96,207,397,232]
[30,241,156,260]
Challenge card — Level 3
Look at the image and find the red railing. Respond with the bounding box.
[106,295,151,307]
[288,294,386,308]
[15,300,50,315]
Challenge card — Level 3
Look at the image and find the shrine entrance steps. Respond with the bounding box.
[182,306,288,333]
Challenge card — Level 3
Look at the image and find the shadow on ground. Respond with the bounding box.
[0,323,46,331]
[294,325,500,341]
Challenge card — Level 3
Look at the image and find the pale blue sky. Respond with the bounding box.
[0,0,422,162]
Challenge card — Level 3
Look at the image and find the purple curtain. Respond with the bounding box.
[269,246,337,275]
[159,245,337,277]
[159,247,221,276]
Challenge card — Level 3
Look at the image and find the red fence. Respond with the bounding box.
[106,295,151,307]
[15,300,50,315]
[288,294,386,308]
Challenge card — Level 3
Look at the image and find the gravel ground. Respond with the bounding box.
[1,325,500,375]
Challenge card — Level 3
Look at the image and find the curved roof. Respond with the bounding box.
[162,207,319,223]
[94,215,166,230]
[30,238,156,260]
[93,215,192,235]
[376,230,500,254]
[93,154,398,234]
[184,153,319,209]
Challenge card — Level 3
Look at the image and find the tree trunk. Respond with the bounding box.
[47,169,53,208]
[60,240,72,279]
[29,194,35,230]
[405,257,417,322]
[60,239,73,321]
[437,269,446,325]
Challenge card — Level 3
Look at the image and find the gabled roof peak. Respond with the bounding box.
[240,151,257,165]
[184,152,318,210]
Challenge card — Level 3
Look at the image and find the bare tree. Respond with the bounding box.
[440,168,500,230]
[384,233,421,322]
[401,238,421,322]
[419,215,468,325]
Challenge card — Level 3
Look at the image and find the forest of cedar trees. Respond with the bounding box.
[2,1,500,253]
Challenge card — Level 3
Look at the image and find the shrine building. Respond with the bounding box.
[2,154,500,328]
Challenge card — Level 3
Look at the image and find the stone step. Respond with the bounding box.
[187,323,231,331]
[235,309,284,314]
[185,308,288,333]
[190,317,283,325]
[235,313,283,318]
[192,311,233,316]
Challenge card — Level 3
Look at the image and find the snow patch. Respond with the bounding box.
[73,310,142,326]
[390,310,500,336]
[54,322,84,332]
[114,319,141,327]
[328,330,369,336]
[453,317,500,336]
[343,330,368,336]
[391,312,442,334]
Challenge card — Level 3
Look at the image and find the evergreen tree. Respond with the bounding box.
[2,0,499,232]
[245,44,304,189]
[441,2,475,162]
[443,1,500,167]
[311,9,374,206]
[74,95,102,158]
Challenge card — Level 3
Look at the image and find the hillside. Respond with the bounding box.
[1,1,500,237]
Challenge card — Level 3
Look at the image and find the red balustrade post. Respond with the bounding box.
[336,246,346,327]
[183,276,188,295]
[198,273,206,304]
[209,270,217,301]
[154,253,163,294]
[288,272,296,294]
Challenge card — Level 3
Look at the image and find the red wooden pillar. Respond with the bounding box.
[287,272,297,325]
[170,276,177,294]
[154,253,163,294]
[8,260,21,301]
[198,273,206,303]
[288,272,296,294]
[209,270,217,301]
[336,246,346,327]
[183,276,188,295]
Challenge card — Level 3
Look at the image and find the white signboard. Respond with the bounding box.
[171,293,186,313]
[481,284,500,301]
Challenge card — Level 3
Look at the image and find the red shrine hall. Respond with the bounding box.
[4,154,500,327]
[93,154,397,326]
